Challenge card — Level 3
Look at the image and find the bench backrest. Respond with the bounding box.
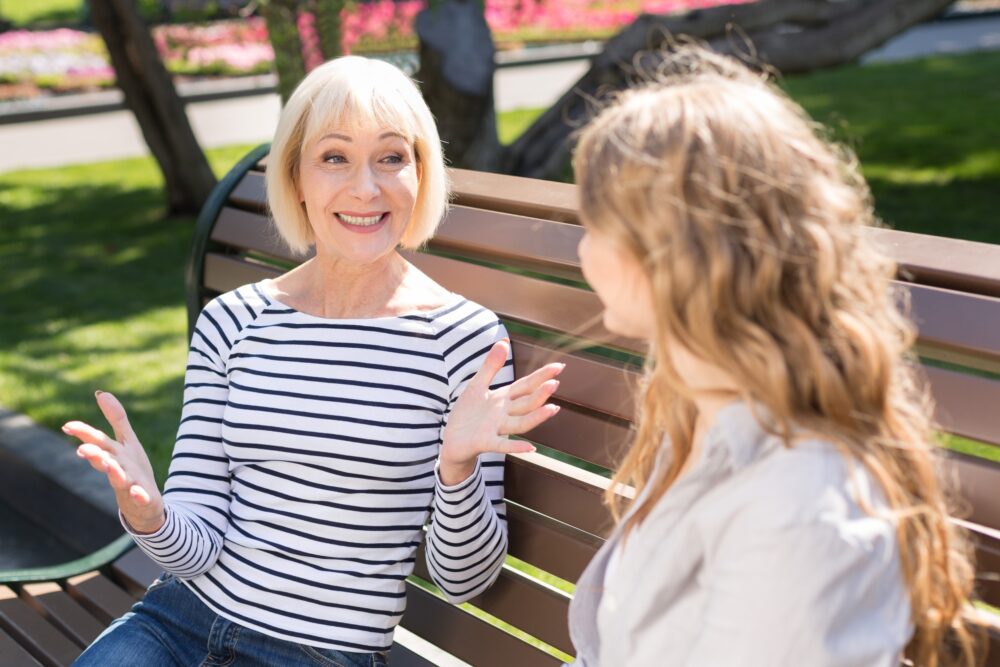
[189,147,1000,666]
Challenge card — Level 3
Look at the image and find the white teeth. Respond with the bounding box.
[337,213,383,226]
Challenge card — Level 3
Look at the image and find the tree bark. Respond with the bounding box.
[263,0,307,104]
[315,0,345,60]
[501,0,955,180]
[89,0,218,215]
[415,0,502,171]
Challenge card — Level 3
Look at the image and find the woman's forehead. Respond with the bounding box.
[308,110,411,144]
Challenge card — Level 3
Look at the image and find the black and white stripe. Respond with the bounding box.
[125,282,511,652]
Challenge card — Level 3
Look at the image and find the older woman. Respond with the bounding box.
[64,56,564,667]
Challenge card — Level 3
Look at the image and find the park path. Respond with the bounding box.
[1,14,998,173]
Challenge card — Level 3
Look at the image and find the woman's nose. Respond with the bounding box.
[348,164,380,201]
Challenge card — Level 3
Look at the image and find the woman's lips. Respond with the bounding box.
[336,212,388,234]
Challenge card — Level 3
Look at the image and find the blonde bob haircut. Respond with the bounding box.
[266,56,449,255]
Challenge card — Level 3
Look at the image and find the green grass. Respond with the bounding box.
[503,50,1000,245]
[0,144,257,482]
[2,0,81,26]
[2,0,210,27]
[784,51,1000,244]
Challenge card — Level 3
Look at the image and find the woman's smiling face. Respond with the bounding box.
[296,120,420,265]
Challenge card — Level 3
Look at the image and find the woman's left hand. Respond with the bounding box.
[439,339,565,485]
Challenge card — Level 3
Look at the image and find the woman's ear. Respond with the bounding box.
[413,142,423,181]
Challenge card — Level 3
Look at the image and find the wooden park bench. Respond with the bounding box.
[1,144,999,666]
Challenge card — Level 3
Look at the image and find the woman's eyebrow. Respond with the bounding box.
[318,132,405,142]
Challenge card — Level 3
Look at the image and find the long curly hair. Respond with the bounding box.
[572,46,981,667]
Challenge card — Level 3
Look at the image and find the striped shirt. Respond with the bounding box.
[125,281,513,652]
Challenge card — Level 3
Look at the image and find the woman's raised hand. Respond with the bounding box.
[439,339,565,485]
[62,391,165,534]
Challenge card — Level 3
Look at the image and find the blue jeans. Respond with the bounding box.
[73,572,390,666]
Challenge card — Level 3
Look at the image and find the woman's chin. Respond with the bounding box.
[314,233,401,266]
[603,311,650,341]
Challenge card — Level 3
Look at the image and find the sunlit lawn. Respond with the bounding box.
[2,0,82,26]
[0,145,255,480]
[3,0,185,26]
[503,50,1000,245]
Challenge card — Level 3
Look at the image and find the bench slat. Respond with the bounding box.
[525,405,629,471]
[413,549,574,655]
[18,582,104,649]
[928,367,1000,448]
[450,169,579,225]
[388,639,440,667]
[211,204,585,283]
[203,253,282,294]
[109,548,162,599]
[228,170,267,212]
[64,572,134,626]
[0,627,43,667]
[963,523,1000,609]
[432,206,582,280]
[403,582,562,667]
[212,206,291,261]
[0,586,79,667]
[511,337,638,422]
[404,251,642,353]
[944,451,1000,532]
[869,227,1000,299]
[507,505,600,584]
[909,283,1000,371]
[506,453,618,538]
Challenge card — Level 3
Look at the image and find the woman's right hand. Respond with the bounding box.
[62,391,165,534]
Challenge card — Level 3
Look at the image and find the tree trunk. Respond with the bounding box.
[315,0,345,60]
[263,0,307,104]
[501,0,955,180]
[89,0,218,215]
[415,0,501,171]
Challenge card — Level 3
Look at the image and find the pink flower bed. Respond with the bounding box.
[0,28,113,92]
[155,18,273,74]
[0,0,751,98]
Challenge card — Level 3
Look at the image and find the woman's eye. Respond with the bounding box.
[323,153,346,164]
[381,153,404,165]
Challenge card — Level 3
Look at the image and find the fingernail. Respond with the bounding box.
[61,424,71,433]
[552,405,561,414]
[95,390,104,397]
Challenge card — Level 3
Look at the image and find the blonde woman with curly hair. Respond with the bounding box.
[567,46,981,667]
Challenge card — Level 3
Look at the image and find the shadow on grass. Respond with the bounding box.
[868,174,1000,244]
[783,51,1000,244]
[786,52,1000,169]
[0,182,190,336]
[0,178,193,480]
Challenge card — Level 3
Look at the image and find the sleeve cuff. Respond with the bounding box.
[434,458,483,496]
[120,505,172,540]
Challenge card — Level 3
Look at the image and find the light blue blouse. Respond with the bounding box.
[568,400,912,666]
